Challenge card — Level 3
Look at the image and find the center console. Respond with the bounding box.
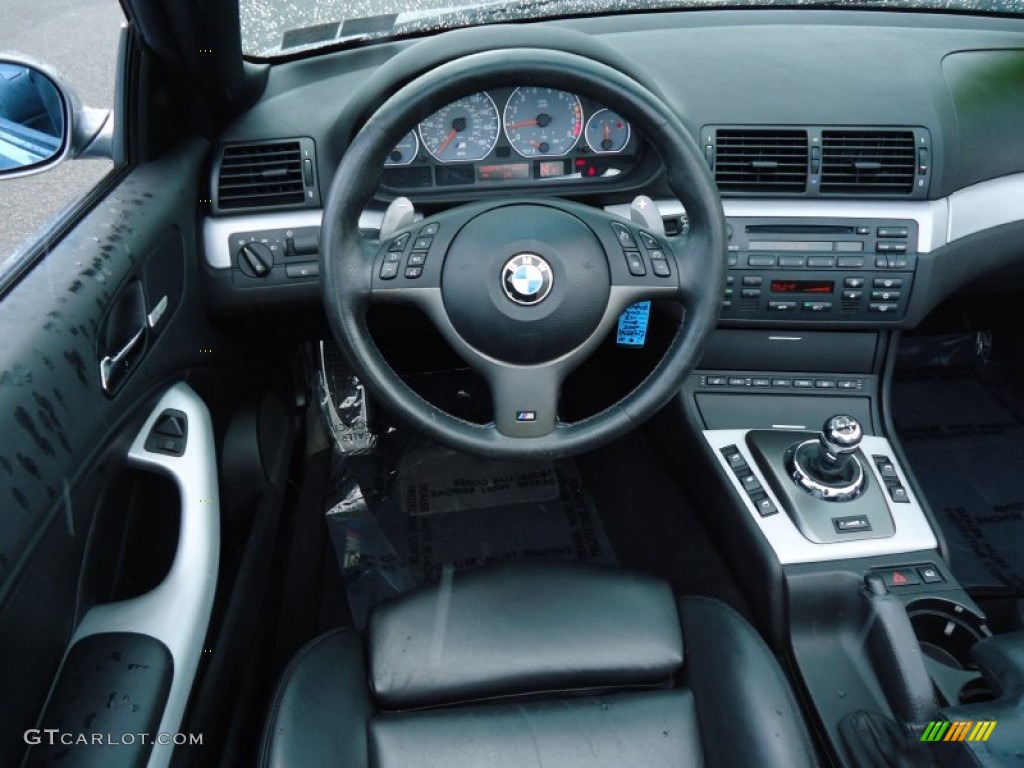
[664,212,1024,766]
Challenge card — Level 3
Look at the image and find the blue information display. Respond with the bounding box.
[616,301,651,347]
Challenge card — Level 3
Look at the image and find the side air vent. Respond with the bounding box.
[213,138,319,212]
[820,130,916,195]
[713,129,808,194]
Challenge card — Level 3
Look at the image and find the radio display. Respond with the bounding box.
[770,280,834,294]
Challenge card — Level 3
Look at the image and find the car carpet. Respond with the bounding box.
[892,351,1024,595]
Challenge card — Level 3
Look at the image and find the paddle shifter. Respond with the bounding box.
[786,415,867,502]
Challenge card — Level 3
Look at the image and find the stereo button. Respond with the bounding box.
[873,278,903,289]
[844,277,866,289]
[871,290,900,301]
[802,301,832,312]
[778,255,805,268]
[742,276,763,286]
[748,255,777,267]
[837,256,865,268]
[807,256,835,268]
[768,301,797,311]
[868,302,899,313]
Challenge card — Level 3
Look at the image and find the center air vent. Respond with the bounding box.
[713,129,808,194]
[820,130,916,195]
[213,138,319,212]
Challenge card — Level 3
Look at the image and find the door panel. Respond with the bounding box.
[0,137,224,764]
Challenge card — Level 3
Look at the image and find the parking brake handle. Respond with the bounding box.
[861,573,938,725]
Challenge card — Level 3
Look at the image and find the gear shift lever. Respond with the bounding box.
[786,414,867,501]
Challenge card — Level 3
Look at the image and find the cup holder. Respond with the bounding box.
[908,598,990,668]
[908,598,994,705]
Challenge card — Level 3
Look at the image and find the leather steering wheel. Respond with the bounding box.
[321,48,726,459]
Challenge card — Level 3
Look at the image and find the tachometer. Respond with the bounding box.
[585,109,631,154]
[503,87,583,158]
[384,131,419,166]
[418,93,500,163]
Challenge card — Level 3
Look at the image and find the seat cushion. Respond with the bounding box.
[370,689,705,768]
[369,562,684,710]
[261,565,817,768]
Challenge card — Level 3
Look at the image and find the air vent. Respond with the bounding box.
[214,138,319,212]
[820,130,916,195]
[713,129,808,193]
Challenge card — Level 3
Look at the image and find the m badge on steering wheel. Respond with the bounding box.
[502,253,553,306]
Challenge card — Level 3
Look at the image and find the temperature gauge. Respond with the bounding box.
[585,109,631,154]
[384,131,420,166]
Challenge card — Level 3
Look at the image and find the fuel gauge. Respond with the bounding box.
[585,109,631,154]
[384,131,420,166]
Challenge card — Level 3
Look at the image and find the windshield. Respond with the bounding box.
[240,0,1024,58]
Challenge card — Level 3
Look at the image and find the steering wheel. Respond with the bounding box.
[321,49,726,459]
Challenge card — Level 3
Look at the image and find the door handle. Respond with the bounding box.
[99,324,145,393]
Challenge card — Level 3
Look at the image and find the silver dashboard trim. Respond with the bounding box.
[605,198,950,253]
[947,172,1024,243]
[69,383,220,768]
[202,208,387,269]
[703,429,937,564]
[203,171,1024,270]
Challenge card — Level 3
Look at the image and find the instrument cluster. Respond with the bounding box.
[381,86,640,191]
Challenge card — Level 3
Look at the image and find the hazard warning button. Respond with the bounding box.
[882,568,921,587]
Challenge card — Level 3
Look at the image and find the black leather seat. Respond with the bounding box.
[260,563,817,767]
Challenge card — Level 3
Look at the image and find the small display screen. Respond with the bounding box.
[538,160,569,178]
[770,280,834,294]
[478,163,530,182]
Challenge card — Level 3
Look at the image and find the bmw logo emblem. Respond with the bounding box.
[502,253,553,306]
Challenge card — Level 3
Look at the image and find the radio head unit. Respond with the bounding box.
[721,217,917,323]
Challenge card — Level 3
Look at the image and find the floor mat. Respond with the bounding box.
[324,437,616,627]
[892,362,1024,594]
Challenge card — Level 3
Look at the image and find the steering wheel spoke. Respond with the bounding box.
[485,361,564,438]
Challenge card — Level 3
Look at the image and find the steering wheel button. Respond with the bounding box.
[408,252,426,266]
[404,266,423,279]
[384,252,401,263]
[639,231,660,249]
[413,236,433,250]
[379,262,399,280]
[389,233,410,252]
[611,222,637,248]
[652,261,671,277]
[419,222,440,236]
[625,251,646,276]
[648,249,665,260]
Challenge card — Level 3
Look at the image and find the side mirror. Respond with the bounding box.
[0,55,112,179]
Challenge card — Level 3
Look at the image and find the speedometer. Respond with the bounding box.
[418,93,500,163]
[503,87,583,158]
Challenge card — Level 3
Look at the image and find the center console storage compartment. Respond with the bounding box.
[699,329,879,373]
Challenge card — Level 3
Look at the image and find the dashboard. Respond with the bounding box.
[381,87,641,191]
[202,9,1024,327]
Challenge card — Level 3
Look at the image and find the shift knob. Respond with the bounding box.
[819,414,862,463]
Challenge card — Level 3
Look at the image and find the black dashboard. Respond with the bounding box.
[203,9,1024,326]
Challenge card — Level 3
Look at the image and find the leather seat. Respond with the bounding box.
[260,563,817,767]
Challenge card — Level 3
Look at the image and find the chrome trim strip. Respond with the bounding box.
[69,383,220,768]
[703,429,937,564]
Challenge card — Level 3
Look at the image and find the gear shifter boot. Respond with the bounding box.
[787,415,867,502]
